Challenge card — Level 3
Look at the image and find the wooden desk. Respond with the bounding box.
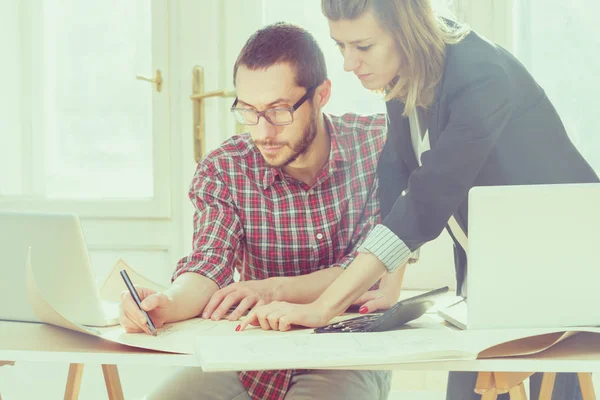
[345,332,600,399]
[0,322,195,366]
[2,322,599,400]
[0,321,194,400]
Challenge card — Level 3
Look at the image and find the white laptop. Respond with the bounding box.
[0,211,119,327]
[439,183,600,330]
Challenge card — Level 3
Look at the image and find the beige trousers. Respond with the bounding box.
[144,368,392,400]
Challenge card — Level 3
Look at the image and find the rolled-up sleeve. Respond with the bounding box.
[357,224,412,272]
[172,162,244,288]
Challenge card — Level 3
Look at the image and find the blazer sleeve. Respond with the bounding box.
[379,59,514,263]
[378,121,411,221]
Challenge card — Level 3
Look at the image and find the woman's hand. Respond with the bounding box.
[352,264,407,314]
[237,301,330,332]
[351,288,398,314]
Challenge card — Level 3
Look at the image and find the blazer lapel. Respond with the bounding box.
[386,100,419,173]
[426,100,440,146]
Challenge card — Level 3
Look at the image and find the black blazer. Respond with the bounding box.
[378,29,599,291]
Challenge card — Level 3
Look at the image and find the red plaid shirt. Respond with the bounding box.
[173,113,386,400]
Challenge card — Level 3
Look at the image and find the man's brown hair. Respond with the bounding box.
[233,22,327,90]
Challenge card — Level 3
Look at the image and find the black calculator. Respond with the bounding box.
[314,286,449,333]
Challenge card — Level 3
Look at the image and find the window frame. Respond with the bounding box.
[0,0,172,219]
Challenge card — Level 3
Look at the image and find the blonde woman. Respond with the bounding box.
[241,1,597,398]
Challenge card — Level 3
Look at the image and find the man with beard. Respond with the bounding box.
[119,22,396,400]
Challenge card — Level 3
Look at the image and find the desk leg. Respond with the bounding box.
[476,372,499,399]
[538,372,556,400]
[102,364,124,400]
[481,388,499,400]
[508,382,527,400]
[577,373,596,400]
[475,372,533,399]
[64,363,85,400]
[493,372,534,394]
[475,372,496,395]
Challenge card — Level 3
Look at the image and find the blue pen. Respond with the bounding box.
[120,269,157,336]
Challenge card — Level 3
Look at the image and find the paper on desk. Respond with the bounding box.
[24,249,240,355]
[195,314,600,372]
[94,317,242,354]
[25,248,98,337]
[437,300,600,358]
[196,317,471,371]
[475,330,577,358]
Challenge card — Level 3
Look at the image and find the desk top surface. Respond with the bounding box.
[2,321,600,372]
[0,321,196,366]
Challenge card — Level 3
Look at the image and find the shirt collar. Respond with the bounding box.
[261,163,281,189]
[325,113,350,165]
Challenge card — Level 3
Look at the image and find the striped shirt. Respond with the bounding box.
[173,112,386,400]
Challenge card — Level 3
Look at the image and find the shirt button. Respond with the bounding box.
[316,233,323,240]
[308,189,314,195]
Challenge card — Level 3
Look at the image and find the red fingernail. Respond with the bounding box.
[235,325,241,332]
[359,306,368,314]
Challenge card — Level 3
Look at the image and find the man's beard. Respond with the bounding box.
[256,110,318,168]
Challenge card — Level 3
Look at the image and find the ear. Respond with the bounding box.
[313,79,332,109]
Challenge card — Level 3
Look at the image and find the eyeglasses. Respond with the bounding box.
[230,84,319,126]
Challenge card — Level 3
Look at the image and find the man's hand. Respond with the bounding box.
[119,287,172,335]
[202,279,278,321]
[237,301,330,332]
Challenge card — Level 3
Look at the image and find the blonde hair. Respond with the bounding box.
[322,0,469,116]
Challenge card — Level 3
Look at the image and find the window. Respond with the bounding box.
[0,0,155,200]
[513,1,600,174]
[39,1,154,199]
[0,2,23,195]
